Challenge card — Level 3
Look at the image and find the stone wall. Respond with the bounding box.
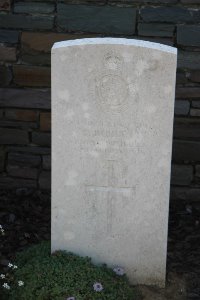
[0,0,200,202]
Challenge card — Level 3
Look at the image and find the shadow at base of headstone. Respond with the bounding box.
[136,272,186,300]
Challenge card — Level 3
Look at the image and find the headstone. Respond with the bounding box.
[51,38,177,287]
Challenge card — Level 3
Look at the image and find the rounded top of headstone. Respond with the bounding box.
[52,38,177,55]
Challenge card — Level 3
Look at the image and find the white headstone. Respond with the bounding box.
[51,38,177,287]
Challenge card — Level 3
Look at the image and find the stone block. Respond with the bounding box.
[32,132,51,146]
[195,165,200,178]
[8,152,41,167]
[7,165,38,179]
[192,101,200,108]
[176,72,188,84]
[110,0,178,2]
[176,87,200,99]
[21,52,51,66]
[140,7,200,23]
[172,140,200,162]
[0,147,5,172]
[188,71,200,83]
[170,187,200,201]
[13,65,51,87]
[138,23,174,37]
[174,100,190,116]
[0,176,37,189]
[52,38,177,286]
[57,4,136,35]
[174,119,200,139]
[0,128,29,145]
[0,46,16,62]
[190,109,200,117]
[39,171,51,189]
[0,66,12,87]
[5,109,38,122]
[178,51,200,70]
[0,14,54,30]
[7,146,50,155]
[40,112,51,131]
[171,164,193,186]
[0,88,51,109]
[181,0,200,3]
[138,36,174,46]
[0,120,37,129]
[0,0,10,11]
[21,32,96,53]
[177,25,200,47]
[0,30,19,44]
[14,2,55,14]
[43,155,51,170]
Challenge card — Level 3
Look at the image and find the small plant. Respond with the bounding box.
[5,241,136,300]
[0,225,24,299]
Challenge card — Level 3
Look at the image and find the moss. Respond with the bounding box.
[4,241,136,300]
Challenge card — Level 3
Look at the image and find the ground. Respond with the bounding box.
[0,189,199,299]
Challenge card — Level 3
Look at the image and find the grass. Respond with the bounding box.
[2,241,136,300]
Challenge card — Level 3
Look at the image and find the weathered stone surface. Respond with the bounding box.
[52,38,177,286]
[0,46,16,62]
[192,101,200,108]
[0,88,51,109]
[0,66,12,87]
[140,7,200,23]
[21,32,96,53]
[0,175,37,189]
[177,25,200,47]
[39,171,51,189]
[0,29,19,43]
[13,65,51,87]
[57,4,136,35]
[5,109,38,122]
[7,146,50,155]
[7,165,38,179]
[14,2,55,14]
[178,51,200,70]
[172,140,200,162]
[40,112,51,131]
[170,187,200,202]
[176,87,200,99]
[0,14,54,30]
[138,23,174,37]
[188,71,200,83]
[8,152,41,167]
[174,100,190,115]
[171,164,193,186]
[0,0,10,11]
[190,109,200,117]
[0,128,29,145]
[32,132,51,146]
[43,155,51,170]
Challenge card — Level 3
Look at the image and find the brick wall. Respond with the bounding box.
[0,0,200,201]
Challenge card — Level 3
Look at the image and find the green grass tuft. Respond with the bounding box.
[4,241,136,300]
